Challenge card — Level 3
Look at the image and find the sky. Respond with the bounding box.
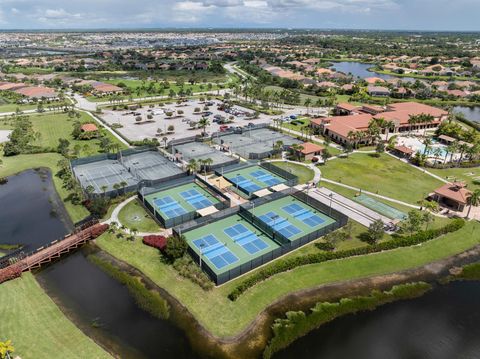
[0,0,479,31]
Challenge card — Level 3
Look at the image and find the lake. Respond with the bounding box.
[330,61,416,83]
[274,281,480,359]
[453,106,480,123]
[1,170,197,359]
[3,169,480,359]
[0,169,73,253]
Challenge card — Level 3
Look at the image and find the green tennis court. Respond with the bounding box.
[250,196,336,241]
[355,194,407,220]
[223,165,287,195]
[144,182,220,220]
[183,214,279,275]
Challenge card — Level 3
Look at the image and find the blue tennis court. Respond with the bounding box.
[282,203,325,227]
[229,175,262,194]
[250,170,282,187]
[224,223,269,255]
[258,211,303,239]
[193,234,239,269]
[153,196,188,218]
[180,188,214,210]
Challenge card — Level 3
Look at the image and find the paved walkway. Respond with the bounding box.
[310,187,393,228]
[103,195,171,237]
[320,177,421,210]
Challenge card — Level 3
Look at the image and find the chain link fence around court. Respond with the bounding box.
[72,146,188,197]
[173,187,348,285]
[212,125,302,160]
[139,175,231,228]
[169,140,239,171]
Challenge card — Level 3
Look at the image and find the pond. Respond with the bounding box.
[0,169,73,253]
[453,106,480,123]
[1,169,197,359]
[274,281,480,359]
[330,61,416,83]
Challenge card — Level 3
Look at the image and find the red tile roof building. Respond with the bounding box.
[312,102,448,145]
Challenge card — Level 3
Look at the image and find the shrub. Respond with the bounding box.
[173,256,214,290]
[142,235,167,251]
[165,235,188,261]
[228,219,465,301]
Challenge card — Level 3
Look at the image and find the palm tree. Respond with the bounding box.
[304,98,312,114]
[198,117,210,136]
[347,131,358,149]
[422,137,432,156]
[202,158,213,178]
[113,183,121,196]
[466,189,480,219]
[290,143,303,161]
[101,185,108,197]
[120,181,128,195]
[85,185,95,198]
[384,120,395,142]
[407,115,418,135]
[186,159,198,175]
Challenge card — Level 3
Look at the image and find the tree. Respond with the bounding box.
[198,117,210,136]
[402,210,424,235]
[57,138,70,157]
[375,142,385,156]
[165,235,188,261]
[422,211,434,230]
[167,125,175,133]
[186,159,198,174]
[0,340,14,359]
[367,219,385,244]
[120,181,128,195]
[466,189,480,219]
[202,157,213,177]
[321,148,331,163]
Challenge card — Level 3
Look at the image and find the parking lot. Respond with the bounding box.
[100,99,284,142]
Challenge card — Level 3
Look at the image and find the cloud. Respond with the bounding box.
[0,0,476,29]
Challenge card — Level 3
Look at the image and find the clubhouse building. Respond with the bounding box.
[311,102,448,145]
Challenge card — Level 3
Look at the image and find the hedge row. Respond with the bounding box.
[263,282,432,359]
[227,219,465,301]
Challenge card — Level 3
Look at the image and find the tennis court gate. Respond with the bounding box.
[138,175,231,228]
[173,188,348,285]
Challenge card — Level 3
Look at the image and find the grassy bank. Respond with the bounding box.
[95,220,480,338]
[117,199,162,233]
[270,161,314,184]
[321,153,443,204]
[0,273,111,359]
[263,282,432,359]
[88,254,170,320]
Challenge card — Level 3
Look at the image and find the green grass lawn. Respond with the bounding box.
[428,167,480,189]
[96,220,480,338]
[0,273,111,359]
[271,161,314,184]
[118,199,162,233]
[0,102,37,113]
[319,181,451,229]
[0,112,127,157]
[321,154,444,204]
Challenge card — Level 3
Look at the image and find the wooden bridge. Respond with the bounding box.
[0,221,109,285]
